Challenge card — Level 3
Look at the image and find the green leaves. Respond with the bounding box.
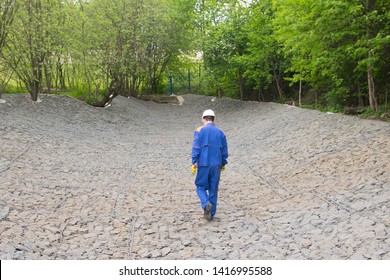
[1,0,196,100]
[272,0,389,109]
[1,0,388,109]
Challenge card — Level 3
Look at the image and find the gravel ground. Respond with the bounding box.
[0,93,389,260]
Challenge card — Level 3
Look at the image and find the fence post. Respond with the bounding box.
[188,69,191,93]
[169,73,173,96]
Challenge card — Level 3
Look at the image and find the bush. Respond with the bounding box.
[325,87,348,112]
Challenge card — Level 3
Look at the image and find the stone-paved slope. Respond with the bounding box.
[0,94,389,259]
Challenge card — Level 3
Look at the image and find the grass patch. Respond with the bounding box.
[300,103,389,122]
[65,88,108,107]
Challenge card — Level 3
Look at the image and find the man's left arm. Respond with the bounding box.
[222,134,228,166]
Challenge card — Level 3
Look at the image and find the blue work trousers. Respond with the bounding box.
[195,166,221,217]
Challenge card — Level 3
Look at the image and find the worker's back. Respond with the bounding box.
[192,123,228,167]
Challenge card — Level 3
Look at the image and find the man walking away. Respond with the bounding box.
[191,109,228,221]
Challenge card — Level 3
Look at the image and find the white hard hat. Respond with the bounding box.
[202,109,215,118]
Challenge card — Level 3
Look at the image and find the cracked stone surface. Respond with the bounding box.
[0,94,389,260]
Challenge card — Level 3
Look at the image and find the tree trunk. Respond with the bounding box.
[29,57,43,101]
[57,57,66,89]
[298,74,302,107]
[238,71,244,101]
[29,79,40,101]
[258,86,264,102]
[130,74,137,97]
[363,0,378,112]
[216,85,222,99]
[44,63,52,93]
[358,81,364,107]
[273,65,282,100]
[368,64,377,112]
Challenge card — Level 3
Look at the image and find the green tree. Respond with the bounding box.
[72,0,195,104]
[0,0,15,49]
[353,0,390,112]
[273,0,390,110]
[1,0,64,101]
[243,0,285,101]
[0,0,16,98]
[201,0,251,99]
[198,0,286,101]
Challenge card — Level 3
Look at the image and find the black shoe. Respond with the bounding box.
[210,216,221,222]
[204,204,212,221]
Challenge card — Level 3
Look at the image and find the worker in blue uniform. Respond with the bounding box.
[192,109,228,221]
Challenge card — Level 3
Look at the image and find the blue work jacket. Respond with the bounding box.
[192,123,228,167]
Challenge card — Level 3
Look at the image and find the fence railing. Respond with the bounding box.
[167,70,191,95]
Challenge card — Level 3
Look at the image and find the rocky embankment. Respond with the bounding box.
[0,94,389,259]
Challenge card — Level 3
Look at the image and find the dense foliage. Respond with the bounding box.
[0,0,389,112]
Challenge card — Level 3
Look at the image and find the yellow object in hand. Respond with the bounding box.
[191,164,197,174]
[221,166,225,172]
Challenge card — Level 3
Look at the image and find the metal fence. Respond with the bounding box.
[166,70,191,95]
